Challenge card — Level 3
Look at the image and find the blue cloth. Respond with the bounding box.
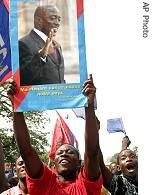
[107,118,126,134]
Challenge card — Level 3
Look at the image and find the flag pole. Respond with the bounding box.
[120,117,126,135]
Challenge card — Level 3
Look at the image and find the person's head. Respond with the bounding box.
[15,156,26,181]
[109,162,119,175]
[34,5,61,36]
[54,144,81,180]
[5,162,11,172]
[117,149,138,178]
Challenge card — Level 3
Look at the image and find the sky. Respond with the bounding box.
[47,1,152,195]
[49,0,143,160]
[83,1,152,194]
[45,4,152,195]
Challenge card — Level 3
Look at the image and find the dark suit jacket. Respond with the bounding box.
[19,30,65,86]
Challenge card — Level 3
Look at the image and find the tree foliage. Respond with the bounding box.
[0,82,51,164]
[107,153,118,164]
[132,146,138,157]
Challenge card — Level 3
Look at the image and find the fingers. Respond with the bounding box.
[89,74,93,82]
[48,28,57,40]
[50,28,57,36]
[83,83,96,95]
[83,75,96,94]
[48,31,53,40]
[7,80,18,96]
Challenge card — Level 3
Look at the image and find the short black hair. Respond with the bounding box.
[117,149,137,164]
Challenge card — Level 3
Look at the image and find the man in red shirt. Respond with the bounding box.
[7,74,102,195]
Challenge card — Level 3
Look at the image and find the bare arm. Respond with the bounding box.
[83,75,100,180]
[7,81,42,179]
[99,149,113,191]
[95,115,113,190]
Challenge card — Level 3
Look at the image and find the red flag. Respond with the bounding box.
[49,111,78,160]
[3,0,9,11]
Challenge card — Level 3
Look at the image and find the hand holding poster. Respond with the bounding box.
[10,0,88,112]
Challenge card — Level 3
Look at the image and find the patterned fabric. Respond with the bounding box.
[0,185,23,195]
[110,175,138,195]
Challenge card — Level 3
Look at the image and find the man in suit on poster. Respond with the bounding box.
[19,5,65,86]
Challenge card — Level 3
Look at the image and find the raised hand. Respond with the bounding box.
[122,135,131,150]
[7,80,18,104]
[82,74,96,106]
[39,28,57,58]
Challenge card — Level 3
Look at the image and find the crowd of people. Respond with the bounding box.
[0,74,138,195]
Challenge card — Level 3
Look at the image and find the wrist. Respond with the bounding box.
[39,49,48,58]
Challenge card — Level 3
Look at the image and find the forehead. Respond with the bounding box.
[119,149,135,158]
[56,144,76,152]
[110,163,117,167]
[16,157,23,165]
[46,7,60,16]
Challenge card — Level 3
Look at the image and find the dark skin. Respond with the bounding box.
[122,135,131,150]
[7,74,100,182]
[0,141,9,193]
[15,156,29,194]
[99,136,132,191]
[34,5,61,58]
[54,144,80,181]
[109,162,118,175]
[118,149,138,181]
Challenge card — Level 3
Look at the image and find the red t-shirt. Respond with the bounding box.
[26,164,102,195]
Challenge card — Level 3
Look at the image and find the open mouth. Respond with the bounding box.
[126,164,136,173]
[59,159,71,165]
[20,168,26,173]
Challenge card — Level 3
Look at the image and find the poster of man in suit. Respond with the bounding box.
[10,0,88,112]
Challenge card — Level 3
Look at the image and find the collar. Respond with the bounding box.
[33,28,47,42]
[123,174,138,186]
[17,182,29,195]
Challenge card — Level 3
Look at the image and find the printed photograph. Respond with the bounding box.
[17,0,80,86]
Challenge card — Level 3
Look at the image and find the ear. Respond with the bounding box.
[38,17,44,28]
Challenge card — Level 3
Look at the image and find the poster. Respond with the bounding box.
[10,0,88,112]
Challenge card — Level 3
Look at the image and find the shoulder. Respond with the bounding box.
[0,186,19,195]
[19,30,36,44]
[110,175,126,195]
[26,163,55,183]
[78,166,102,188]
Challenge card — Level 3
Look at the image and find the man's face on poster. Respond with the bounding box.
[40,6,61,36]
